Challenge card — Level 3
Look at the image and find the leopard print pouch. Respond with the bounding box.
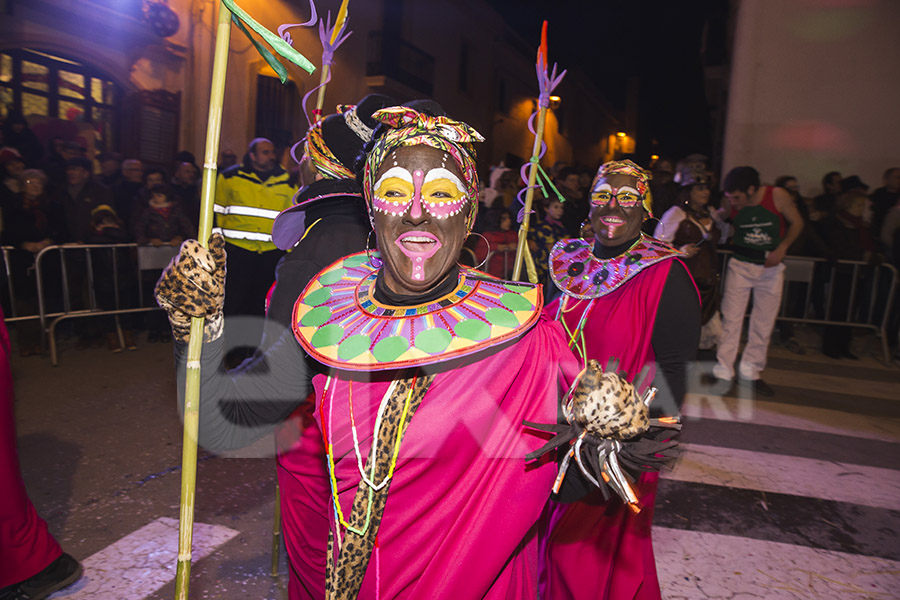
[524,358,681,507]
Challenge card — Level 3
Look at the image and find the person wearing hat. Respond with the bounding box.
[654,166,728,348]
[54,156,113,243]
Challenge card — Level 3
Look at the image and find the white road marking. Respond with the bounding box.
[49,517,239,599]
[763,367,900,401]
[663,443,900,511]
[682,393,900,443]
[654,526,900,599]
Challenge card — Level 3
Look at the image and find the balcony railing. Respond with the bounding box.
[366,31,435,96]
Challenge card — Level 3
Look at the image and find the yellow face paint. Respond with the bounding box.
[373,168,415,216]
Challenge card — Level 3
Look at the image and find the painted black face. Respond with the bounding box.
[590,173,646,247]
[371,145,470,296]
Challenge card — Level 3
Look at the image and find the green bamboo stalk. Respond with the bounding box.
[271,481,282,576]
[174,3,232,598]
[512,105,548,283]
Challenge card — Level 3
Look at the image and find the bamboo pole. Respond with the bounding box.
[512,105,548,283]
[314,0,349,116]
[174,3,232,598]
[313,63,331,115]
[271,482,282,576]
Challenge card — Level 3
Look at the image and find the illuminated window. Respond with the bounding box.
[22,61,49,92]
[59,71,86,100]
[0,49,121,152]
[22,92,48,117]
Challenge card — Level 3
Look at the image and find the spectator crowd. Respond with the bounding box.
[2,110,899,363]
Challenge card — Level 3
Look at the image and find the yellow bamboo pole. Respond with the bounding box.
[512,105,548,283]
[313,63,331,115]
[175,3,232,598]
[271,481,282,576]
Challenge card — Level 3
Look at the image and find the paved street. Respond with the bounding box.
[8,326,900,599]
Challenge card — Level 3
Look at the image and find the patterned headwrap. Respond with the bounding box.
[363,106,484,230]
[593,159,654,216]
[303,105,357,180]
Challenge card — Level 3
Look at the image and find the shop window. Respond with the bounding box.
[0,48,121,152]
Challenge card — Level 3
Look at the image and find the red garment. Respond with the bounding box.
[0,308,62,588]
[479,229,518,278]
[275,397,330,599]
[301,316,578,599]
[540,260,674,600]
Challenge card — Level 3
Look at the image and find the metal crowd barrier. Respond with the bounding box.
[718,251,898,363]
[2,244,897,364]
[0,243,171,365]
[459,248,516,279]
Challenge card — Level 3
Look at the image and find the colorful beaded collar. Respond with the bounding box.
[549,234,681,299]
[293,252,542,371]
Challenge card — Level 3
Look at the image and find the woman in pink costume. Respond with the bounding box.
[540,160,701,599]
[157,111,673,598]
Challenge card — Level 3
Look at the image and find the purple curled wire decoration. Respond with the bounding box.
[300,11,353,125]
[515,56,566,222]
[278,0,318,45]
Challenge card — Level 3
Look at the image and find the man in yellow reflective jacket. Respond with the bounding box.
[214,138,296,354]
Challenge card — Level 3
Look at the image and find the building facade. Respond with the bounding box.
[2,0,619,177]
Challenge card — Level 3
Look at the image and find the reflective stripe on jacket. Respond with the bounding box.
[214,165,295,252]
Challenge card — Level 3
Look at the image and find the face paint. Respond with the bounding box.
[373,145,469,294]
[394,231,443,280]
[373,166,414,216]
[592,183,641,239]
[590,174,646,247]
[421,167,468,218]
[372,166,470,220]
[590,183,642,208]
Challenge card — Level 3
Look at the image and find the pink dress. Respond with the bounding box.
[540,259,674,600]
[306,315,579,598]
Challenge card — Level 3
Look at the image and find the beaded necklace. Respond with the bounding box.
[556,295,595,367]
[320,373,418,540]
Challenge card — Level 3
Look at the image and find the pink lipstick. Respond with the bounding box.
[395,231,442,281]
[599,216,625,239]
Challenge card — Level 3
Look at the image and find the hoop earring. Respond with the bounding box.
[366,230,383,268]
[579,219,593,240]
[463,231,491,271]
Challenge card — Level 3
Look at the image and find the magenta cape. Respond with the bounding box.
[0,309,63,587]
[309,314,579,598]
[541,260,674,600]
[275,397,330,599]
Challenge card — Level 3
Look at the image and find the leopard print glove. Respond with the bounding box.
[154,233,227,343]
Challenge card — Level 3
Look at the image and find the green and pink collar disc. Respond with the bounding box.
[549,234,682,299]
[293,252,542,371]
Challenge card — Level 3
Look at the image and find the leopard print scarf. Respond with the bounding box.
[326,371,434,599]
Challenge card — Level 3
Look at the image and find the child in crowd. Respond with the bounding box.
[133,185,193,342]
[85,205,138,351]
[478,209,518,279]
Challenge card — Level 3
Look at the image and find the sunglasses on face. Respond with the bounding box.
[590,190,642,208]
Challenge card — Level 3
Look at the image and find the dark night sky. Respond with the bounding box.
[486,0,729,161]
